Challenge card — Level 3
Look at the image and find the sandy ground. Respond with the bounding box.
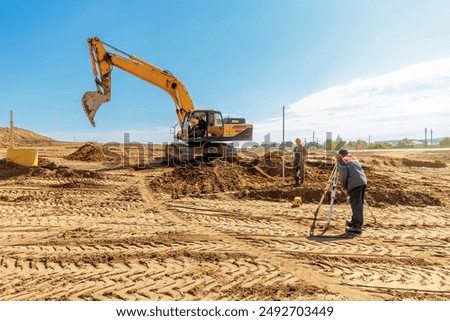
[0,142,449,301]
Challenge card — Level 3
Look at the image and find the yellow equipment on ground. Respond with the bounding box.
[292,196,302,207]
[6,111,38,167]
[6,149,38,167]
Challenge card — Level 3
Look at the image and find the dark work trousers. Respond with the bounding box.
[349,185,366,228]
[293,161,305,184]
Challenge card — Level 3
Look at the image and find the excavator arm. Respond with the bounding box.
[82,37,194,127]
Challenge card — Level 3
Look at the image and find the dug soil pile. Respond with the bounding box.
[148,151,445,208]
[147,151,345,202]
[257,150,292,177]
[0,127,54,147]
[402,158,447,168]
[149,159,275,196]
[65,142,120,162]
[0,158,103,181]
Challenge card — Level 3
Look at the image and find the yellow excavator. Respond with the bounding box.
[81,37,253,161]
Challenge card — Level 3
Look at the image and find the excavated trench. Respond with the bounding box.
[147,152,445,208]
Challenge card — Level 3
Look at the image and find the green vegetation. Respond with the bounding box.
[439,137,450,147]
[395,138,415,148]
[337,139,393,150]
[325,136,450,150]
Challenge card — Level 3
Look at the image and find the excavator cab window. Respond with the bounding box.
[212,112,223,127]
[185,112,207,138]
[183,111,224,138]
[206,111,224,137]
[181,112,191,139]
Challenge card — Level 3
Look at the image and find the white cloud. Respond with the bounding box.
[254,57,450,143]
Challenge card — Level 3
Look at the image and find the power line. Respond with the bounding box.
[0,85,78,103]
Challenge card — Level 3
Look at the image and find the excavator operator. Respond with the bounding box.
[189,114,207,138]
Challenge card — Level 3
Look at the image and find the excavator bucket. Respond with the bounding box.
[81,91,109,127]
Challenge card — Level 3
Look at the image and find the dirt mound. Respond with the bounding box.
[236,182,442,207]
[0,158,30,179]
[367,188,442,207]
[149,160,275,196]
[149,156,345,202]
[235,163,443,207]
[48,181,103,188]
[30,167,103,179]
[237,185,347,203]
[257,151,335,177]
[65,142,119,162]
[258,151,292,177]
[402,158,447,168]
[364,170,444,207]
[0,127,54,147]
[148,153,444,207]
[0,159,103,180]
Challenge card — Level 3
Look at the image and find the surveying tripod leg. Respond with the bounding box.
[309,186,329,236]
[364,199,378,225]
[328,168,340,224]
[310,164,338,236]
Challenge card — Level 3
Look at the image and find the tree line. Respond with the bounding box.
[305,136,450,150]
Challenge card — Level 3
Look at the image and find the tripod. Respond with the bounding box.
[309,163,339,236]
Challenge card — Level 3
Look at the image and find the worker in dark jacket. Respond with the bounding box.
[336,149,367,234]
[293,138,308,186]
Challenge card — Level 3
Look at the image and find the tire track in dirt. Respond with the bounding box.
[0,172,148,249]
[1,170,303,300]
[0,170,157,300]
[128,173,352,300]
[168,204,304,237]
[154,197,374,300]
[328,263,450,298]
[136,174,319,300]
[162,195,450,300]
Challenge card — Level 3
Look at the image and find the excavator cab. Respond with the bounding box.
[179,110,224,141]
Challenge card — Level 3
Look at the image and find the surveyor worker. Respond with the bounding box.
[336,149,367,234]
[293,138,308,186]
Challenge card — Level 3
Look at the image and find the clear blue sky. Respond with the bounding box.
[1,0,450,143]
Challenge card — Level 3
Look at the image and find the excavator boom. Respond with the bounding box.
[82,37,194,127]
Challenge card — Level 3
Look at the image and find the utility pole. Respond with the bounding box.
[312,131,315,147]
[282,106,285,184]
[431,129,433,147]
[10,110,14,149]
[369,135,371,145]
[425,128,428,147]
